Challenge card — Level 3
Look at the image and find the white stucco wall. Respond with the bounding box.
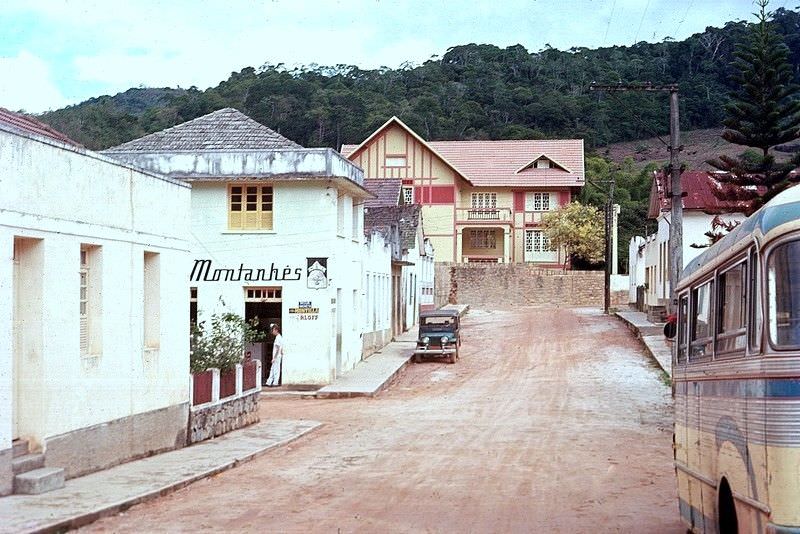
[0,127,191,451]
[419,239,435,310]
[188,181,365,385]
[632,211,747,308]
[362,231,393,355]
[628,236,646,303]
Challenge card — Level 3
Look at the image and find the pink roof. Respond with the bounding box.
[0,107,81,147]
[342,117,584,188]
[427,139,584,187]
[648,170,749,218]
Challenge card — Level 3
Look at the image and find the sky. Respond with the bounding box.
[0,0,788,113]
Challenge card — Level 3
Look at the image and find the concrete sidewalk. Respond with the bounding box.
[615,309,673,377]
[1,419,322,534]
[314,304,471,398]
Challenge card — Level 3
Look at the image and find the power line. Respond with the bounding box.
[603,0,617,46]
[674,0,695,38]
[634,0,652,44]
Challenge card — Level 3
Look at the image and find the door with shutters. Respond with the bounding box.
[524,229,558,263]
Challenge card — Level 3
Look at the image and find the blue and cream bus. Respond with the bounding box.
[674,186,800,533]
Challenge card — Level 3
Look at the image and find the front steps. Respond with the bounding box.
[11,439,65,495]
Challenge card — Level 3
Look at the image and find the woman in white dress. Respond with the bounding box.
[266,323,284,387]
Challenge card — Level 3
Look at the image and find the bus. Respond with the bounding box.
[674,186,800,534]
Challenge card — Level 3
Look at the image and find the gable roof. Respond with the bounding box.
[342,117,584,187]
[0,107,82,147]
[364,204,422,250]
[341,116,474,185]
[648,170,749,219]
[427,139,584,187]
[364,178,402,208]
[515,153,571,174]
[104,107,301,152]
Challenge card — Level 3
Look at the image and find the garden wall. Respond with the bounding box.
[434,263,627,309]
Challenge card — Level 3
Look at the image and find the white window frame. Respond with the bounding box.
[385,156,407,168]
[525,192,554,212]
[471,192,497,209]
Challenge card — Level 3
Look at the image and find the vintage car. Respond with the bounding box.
[413,309,461,364]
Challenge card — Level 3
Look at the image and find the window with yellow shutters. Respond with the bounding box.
[228,184,273,230]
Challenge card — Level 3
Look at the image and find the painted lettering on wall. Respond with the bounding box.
[189,259,302,282]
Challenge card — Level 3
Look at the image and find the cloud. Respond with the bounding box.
[0,51,68,112]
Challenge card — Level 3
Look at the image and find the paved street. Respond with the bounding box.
[83,307,682,533]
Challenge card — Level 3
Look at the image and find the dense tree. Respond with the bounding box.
[36,8,800,152]
[710,0,800,213]
[541,202,605,269]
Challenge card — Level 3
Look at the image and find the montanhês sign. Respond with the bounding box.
[189,259,302,282]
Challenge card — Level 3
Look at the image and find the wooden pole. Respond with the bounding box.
[668,89,682,313]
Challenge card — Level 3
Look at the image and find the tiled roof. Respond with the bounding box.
[0,107,82,147]
[104,107,301,152]
[648,170,749,218]
[364,178,401,207]
[427,139,584,187]
[364,204,421,250]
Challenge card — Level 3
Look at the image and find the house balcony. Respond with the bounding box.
[456,207,512,223]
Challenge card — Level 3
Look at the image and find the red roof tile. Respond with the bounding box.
[342,116,584,188]
[648,170,749,218]
[427,139,584,187]
[0,107,82,147]
[364,178,401,207]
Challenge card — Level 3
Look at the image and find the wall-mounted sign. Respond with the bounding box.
[190,259,302,282]
[289,306,319,321]
[307,257,328,289]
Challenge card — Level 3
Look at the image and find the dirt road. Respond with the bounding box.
[83,308,682,533]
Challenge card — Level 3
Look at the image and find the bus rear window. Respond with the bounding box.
[768,240,800,348]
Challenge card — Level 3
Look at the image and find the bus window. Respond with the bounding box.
[717,263,746,355]
[749,249,762,353]
[690,281,713,361]
[768,240,800,348]
[677,294,688,364]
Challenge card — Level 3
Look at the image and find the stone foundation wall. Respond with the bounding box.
[188,391,260,444]
[363,328,392,358]
[434,263,612,308]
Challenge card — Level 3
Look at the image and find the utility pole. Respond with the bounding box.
[590,82,682,312]
[604,176,616,314]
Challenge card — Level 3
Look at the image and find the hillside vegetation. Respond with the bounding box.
[38,8,800,153]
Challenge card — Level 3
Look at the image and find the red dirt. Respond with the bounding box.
[82,307,682,533]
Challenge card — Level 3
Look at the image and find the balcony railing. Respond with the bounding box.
[456,207,512,222]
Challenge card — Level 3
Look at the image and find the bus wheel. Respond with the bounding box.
[718,478,738,534]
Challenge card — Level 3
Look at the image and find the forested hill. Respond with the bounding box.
[38,8,800,152]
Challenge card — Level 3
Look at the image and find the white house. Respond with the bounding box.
[0,108,191,495]
[104,108,371,386]
[629,170,746,317]
[362,230,394,357]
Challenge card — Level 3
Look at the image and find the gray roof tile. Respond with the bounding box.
[104,108,301,152]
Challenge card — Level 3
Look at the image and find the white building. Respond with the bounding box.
[0,108,191,494]
[629,170,746,316]
[105,108,371,386]
[362,230,394,357]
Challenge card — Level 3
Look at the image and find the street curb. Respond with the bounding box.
[24,422,323,534]
[614,312,672,378]
[313,355,412,399]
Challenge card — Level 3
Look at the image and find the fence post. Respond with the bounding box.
[235,363,243,397]
[211,368,220,403]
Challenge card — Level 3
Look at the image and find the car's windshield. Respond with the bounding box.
[422,316,455,327]
[768,239,800,348]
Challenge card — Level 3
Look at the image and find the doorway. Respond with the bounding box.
[335,288,342,376]
[244,287,282,385]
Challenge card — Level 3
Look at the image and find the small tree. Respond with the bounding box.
[709,0,800,214]
[541,201,605,270]
[190,312,266,374]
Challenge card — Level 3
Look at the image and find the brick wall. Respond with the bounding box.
[434,263,626,309]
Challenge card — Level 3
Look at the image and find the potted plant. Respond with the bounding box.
[190,311,265,404]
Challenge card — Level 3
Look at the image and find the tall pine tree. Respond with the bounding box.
[710,0,800,214]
